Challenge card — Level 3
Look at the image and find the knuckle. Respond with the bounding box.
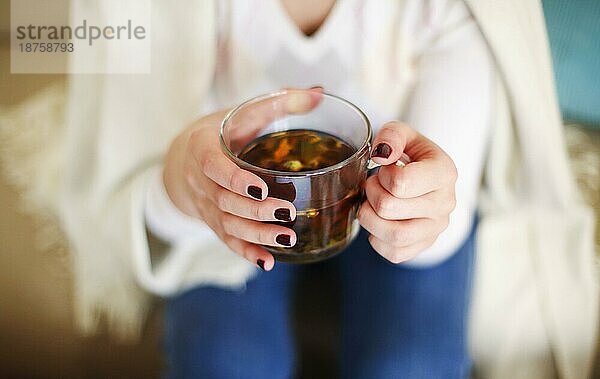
[390,172,408,197]
[229,170,246,193]
[257,227,272,244]
[214,188,229,211]
[191,192,206,209]
[448,193,457,212]
[199,153,215,174]
[392,178,408,197]
[192,200,205,217]
[250,202,262,220]
[184,168,196,187]
[389,252,405,264]
[382,245,407,264]
[226,171,236,191]
[372,193,394,217]
[441,192,457,215]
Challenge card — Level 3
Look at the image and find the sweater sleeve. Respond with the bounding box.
[145,169,221,246]
[60,0,255,302]
[400,0,494,267]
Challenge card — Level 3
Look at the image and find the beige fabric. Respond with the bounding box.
[61,0,220,339]
[0,82,67,257]
[0,0,597,377]
[466,2,598,378]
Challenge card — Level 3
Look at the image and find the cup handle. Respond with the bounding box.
[367,152,411,170]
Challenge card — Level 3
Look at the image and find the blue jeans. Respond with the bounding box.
[164,223,476,379]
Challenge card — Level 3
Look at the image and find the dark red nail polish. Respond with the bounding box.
[276,234,292,247]
[257,259,266,271]
[310,85,323,90]
[247,186,263,200]
[372,143,392,159]
[274,208,292,222]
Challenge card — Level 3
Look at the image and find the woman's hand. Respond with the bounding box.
[163,112,295,271]
[359,121,458,264]
[162,90,322,271]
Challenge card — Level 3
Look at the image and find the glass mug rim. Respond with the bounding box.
[219,89,372,178]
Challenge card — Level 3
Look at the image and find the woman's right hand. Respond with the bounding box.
[162,90,322,271]
[162,111,296,271]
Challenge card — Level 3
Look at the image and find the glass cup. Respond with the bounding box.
[220,89,372,263]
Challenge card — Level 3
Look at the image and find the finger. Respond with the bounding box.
[229,87,325,146]
[246,87,323,122]
[371,122,457,198]
[193,142,269,201]
[193,199,277,271]
[236,87,323,129]
[368,234,437,264]
[282,86,324,114]
[370,121,416,165]
[222,235,276,271]
[357,201,436,247]
[197,175,296,221]
[211,87,325,189]
[365,175,455,220]
[221,213,297,248]
[377,158,457,199]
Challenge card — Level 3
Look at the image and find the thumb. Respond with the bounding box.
[370,121,414,165]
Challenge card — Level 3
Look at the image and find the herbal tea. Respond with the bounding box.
[238,129,355,172]
[238,129,364,262]
[222,90,372,263]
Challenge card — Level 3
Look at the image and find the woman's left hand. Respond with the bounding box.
[359,121,458,264]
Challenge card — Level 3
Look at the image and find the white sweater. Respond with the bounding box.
[145,0,493,269]
[60,1,597,378]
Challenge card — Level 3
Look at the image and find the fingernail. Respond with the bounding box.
[310,85,323,91]
[276,234,292,247]
[372,143,392,159]
[247,185,263,200]
[257,259,266,271]
[274,208,292,222]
